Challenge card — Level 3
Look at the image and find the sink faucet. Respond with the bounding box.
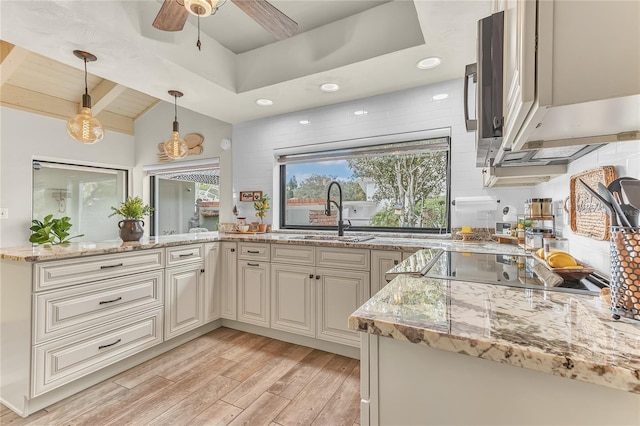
[325,181,349,236]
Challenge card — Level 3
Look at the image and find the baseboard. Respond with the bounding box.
[220,319,360,359]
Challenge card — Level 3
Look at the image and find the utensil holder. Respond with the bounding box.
[610,226,640,320]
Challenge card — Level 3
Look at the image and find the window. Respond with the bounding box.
[146,160,220,235]
[32,161,128,242]
[279,136,450,233]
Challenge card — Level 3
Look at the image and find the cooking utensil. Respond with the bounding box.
[598,182,632,228]
[607,177,638,202]
[578,179,617,226]
[620,180,640,209]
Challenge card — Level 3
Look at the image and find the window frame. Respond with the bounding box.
[277,136,452,234]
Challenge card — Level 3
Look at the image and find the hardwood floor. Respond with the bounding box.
[0,328,361,426]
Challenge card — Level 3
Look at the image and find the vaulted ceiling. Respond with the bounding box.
[0,0,491,132]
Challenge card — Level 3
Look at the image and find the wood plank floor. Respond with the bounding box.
[0,328,361,426]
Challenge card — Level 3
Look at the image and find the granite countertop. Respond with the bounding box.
[0,231,526,262]
[349,274,640,394]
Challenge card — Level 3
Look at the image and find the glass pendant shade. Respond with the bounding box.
[67,106,104,144]
[164,129,188,159]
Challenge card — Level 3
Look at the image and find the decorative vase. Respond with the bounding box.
[258,223,267,233]
[118,219,144,242]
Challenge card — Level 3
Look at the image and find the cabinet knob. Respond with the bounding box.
[309,274,314,279]
[201,269,205,273]
[394,260,399,265]
[230,248,235,252]
[315,275,320,280]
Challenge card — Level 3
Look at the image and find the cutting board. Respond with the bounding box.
[568,166,616,241]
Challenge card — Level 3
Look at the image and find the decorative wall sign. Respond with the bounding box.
[157,133,204,162]
[240,191,262,202]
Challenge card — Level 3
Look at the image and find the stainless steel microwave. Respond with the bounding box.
[464,11,504,167]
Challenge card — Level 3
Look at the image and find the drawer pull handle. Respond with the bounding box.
[247,250,260,254]
[98,339,121,350]
[179,253,195,258]
[100,263,124,270]
[248,262,260,267]
[99,297,122,305]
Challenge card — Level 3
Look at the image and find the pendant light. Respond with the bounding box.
[66,50,104,144]
[164,90,188,160]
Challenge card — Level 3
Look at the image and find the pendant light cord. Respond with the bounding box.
[84,58,88,95]
[174,94,178,122]
[197,16,202,51]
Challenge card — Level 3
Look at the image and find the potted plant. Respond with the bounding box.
[29,215,84,245]
[253,194,270,232]
[109,196,154,242]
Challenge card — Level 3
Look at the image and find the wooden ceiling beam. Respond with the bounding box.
[89,80,127,115]
[0,41,31,86]
[1,84,134,135]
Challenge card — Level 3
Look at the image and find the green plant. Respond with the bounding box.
[29,215,84,245]
[253,194,270,223]
[109,196,154,220]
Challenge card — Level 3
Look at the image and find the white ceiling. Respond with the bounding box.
[0,0,492,126]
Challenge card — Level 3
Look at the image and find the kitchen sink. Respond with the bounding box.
[288,235,375,243]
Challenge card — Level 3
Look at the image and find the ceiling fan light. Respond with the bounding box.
[184,0,218,16]
[67,106,104,144]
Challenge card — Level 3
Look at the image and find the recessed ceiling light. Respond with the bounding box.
[320,83,340,92]
[354,110,368,116]
[256,99,273,106]
[417,57,441,70]
[432,93,449,100]
[299,120,311,125]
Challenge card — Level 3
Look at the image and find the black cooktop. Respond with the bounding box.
[423,250,607,296]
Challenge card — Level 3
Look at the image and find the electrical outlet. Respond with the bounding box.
[0,208,8,220]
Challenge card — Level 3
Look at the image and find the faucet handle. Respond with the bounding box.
[344,219,352,229]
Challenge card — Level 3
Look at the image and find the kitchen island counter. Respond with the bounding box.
[349,274,640,424]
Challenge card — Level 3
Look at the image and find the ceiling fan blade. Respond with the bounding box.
[153,0,189,32]
[231,0,298,40]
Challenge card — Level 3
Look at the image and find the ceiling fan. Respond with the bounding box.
[152,0,298,49]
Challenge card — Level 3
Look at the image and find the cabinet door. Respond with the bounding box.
[204,243,220,323]
[502,0,536,149]
[220,242,237,320]
[238,260,270,327]
[371,250,402,295]
[165,264,203,340]
[316,267,369,347]
[271,264,315,337]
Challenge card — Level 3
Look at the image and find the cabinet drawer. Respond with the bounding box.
[238,243,270,261]
[32,307,163,397]
[34,270,164,344]
[166,244,204,267]
[271,244,315,266]
[315,247,370,271]
[34,249,164,291]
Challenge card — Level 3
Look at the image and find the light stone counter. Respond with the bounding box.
[0,232,525,262]
[349,274,640,394]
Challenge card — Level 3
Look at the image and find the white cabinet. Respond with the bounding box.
[499,0,639,153]
[271,263,315,337]
[237,260,270,327]
[316,267,369,347]
[371,250,402,295]
[164,262,204,340]
[220,242,237,320]
[204,243,220,322]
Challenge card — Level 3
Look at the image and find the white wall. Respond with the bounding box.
[535,141,640,274]
[0,107,135,247]
[133,102,233,223]
[232,79,534,229]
